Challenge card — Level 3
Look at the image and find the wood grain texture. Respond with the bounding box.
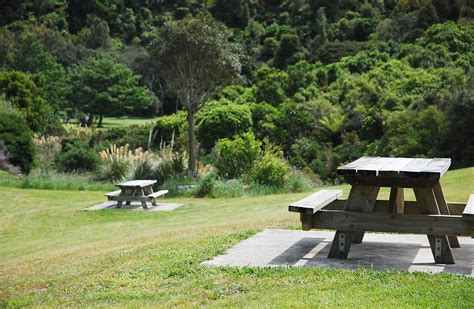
[388,188,404,214]
[463,194,474,217]
[337,157,451,178]
[413,187,455,263]
[324,199,466,215]
[348,186,380,243]
[433,183,460,247]
[289,190,343,214]
[313,211,471,236]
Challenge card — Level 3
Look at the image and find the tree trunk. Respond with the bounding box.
[187,108,197,178]
[98,114,104,128]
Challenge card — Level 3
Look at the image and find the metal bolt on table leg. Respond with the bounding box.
[338,233,346,259]
[435,238,442,264]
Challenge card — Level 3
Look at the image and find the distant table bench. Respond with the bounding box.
[105,180,168,209]
[289,157,474,264]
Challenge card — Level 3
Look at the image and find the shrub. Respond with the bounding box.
[214,132,261,179]
[133,159,155,180]
[56,147,99,173]
[0,110,35,173]
[194,173,216,198]
[33,136,62,175]
[97,144,147,181]
[284,169,315,193]
[196,99,253,151]
[251,153,288,186]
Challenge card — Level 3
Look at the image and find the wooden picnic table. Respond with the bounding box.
[105,180,168,209]
[289,157,474,264]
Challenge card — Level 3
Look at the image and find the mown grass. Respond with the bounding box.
[99,116,160,128]
[0,168,473,307]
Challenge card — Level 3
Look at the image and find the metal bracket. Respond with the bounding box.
[338,233,346,259]
[435,238,442,263]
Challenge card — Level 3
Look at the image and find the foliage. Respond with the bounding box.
[0,109,35,174]
[196,100,253,151]
[193,173,217,198]
[214,132,261,179]
[251,152,289,186]
[69,57,156,127]
[0,70,56,132]
[55,147,100,173]
[33,135,62,175]
[150,12,242,176]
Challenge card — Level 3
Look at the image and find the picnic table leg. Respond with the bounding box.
[140,188,148,209]
[387,187,404,214]
[146,186,157,206]
[432,183,460,248]
[328,185,379,258]
[352,186,380,244]
[125,188,134,206]
[413,187,455,264]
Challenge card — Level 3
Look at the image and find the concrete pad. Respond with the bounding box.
[203,229,474,276]
[83,201,183,212]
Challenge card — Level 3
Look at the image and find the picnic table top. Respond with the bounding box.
[337,157,451,178]
[116,180,157,188]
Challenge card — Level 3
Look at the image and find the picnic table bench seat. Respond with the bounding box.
[148,190,169,199]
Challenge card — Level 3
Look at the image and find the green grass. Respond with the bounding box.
[1,168,473,306]
[99,116,160,128]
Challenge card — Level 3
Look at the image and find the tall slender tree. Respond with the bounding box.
[150,13,241,177]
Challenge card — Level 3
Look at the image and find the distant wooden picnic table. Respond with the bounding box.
[105,180,168,209]
[289,156,474,264]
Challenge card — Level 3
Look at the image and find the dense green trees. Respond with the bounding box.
[0,109,35,173]
[69,57,156,127]
[0,0,473,180]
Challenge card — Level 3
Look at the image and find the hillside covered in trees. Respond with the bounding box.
[0,0,473,181]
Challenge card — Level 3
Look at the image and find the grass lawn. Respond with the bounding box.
[99,116,160,128]
[1,168,473,307]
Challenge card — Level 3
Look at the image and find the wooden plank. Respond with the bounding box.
[413,188,440,214]
[289,190,343,214]
[422,158,451,176]
[328,185,379,257]
[344,186,379,212]
[388,188,404,214]
[116,180,157,188]
[105,190,121,197]
[313,211,472,236]
[402,158,433,173]
[463,194,474,217]
[336,156,376,175]
[107,195,153,202]
[355,157,397,176]
[433,183,459,247]
[344,186,380,244]
[377,158,414,176]
[148,190,168,199]
[413,187,455,263]
[343,174,440,188]
[325,199,466,215]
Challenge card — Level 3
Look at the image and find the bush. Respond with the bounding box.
[284,169,315,193]
[194,173,216,198]
[56,147,99,173]
[214,132,261,178]
[196,99,253,151]
[251,153,288,186]
[0,110,35,173]
[133,159,155,180]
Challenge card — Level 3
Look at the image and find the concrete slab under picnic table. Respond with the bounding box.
[203,229,474,277]
[83,201,183,212]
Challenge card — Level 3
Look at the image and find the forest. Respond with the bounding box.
[0,0,473,192]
